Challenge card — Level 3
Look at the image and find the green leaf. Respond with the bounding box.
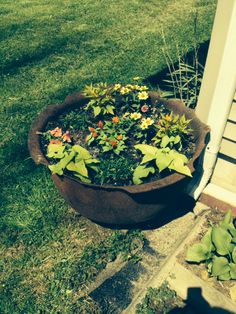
[212,226,232,255]
[218,272,231,281]
[47,144,65,159]
[48,163,64,175]
[133,165,155,185]
[141,154,157,164]
[174,135,181,144]
[67,160,88,178]
[169,157,192,177]
[106,105,114,115]
[160,135,170,148]
[135,144,159,156]
[232,247,236,263]
[186,243,211,263]
[155,150,173,172]
[85,158,100,165]
[201,228,214,252]
[93,106,101,117]
[219,210,234,230]
[169,150,188,164]
[74,173,91,183]
[211,256,230,276]
[73,145,92,160]
[229,228,236,238]
[230,263,236,279]
[58,151,75,169]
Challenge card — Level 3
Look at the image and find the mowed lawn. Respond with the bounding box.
[0,0,216,313]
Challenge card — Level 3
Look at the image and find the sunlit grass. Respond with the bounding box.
[0,0,216,312]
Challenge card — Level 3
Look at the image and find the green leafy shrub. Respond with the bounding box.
[83,82,116,116]
[186,211,236,280]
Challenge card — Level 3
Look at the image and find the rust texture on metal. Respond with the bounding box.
[28,92,210,225]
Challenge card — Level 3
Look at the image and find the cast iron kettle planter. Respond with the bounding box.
[28,92,209,226]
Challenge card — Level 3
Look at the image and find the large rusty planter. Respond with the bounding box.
[28,92,209,225]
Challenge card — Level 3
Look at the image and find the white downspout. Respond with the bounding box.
[187,0,236,200]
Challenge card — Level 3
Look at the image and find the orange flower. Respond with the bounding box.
[89,127,96,133]
[98,120,104,129]
[49,139,62,145]
[165,114,172,122]
[62,131,72,142]
[92,131,98,138]
[49,127,62,137]
[112,116,119,123]
[117,135,123,141]
[110,140,117,147]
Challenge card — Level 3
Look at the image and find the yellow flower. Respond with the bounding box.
[139,85,148,91]
[165,114,172,122]
[126,84,134,89]
[123,112,130,118]
[120,87,130,94]
[133,76,141,81]
[130,112,142,120]
[140,121,148,130]
[145,117,154,126]
[114,83,121,90]
[138,91,149,100]
[140,118,154,129]
[133,84,141,90]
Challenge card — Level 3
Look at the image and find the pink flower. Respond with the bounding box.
[141,105,149,113]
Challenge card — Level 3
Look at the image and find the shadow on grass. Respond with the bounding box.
[1,37,69,75]
[0,27,91,76]
[90,261,143,313]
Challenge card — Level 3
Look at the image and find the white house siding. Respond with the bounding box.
[211,93,236,193]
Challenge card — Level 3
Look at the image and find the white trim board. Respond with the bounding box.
[203,183,236,208]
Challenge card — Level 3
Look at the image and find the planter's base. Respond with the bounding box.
[92,194,195,229]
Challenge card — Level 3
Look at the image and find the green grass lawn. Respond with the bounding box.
[0,0,216,312]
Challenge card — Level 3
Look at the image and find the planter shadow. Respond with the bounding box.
[28,92,209,226]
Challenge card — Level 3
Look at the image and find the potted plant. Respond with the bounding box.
[28,80,209,225]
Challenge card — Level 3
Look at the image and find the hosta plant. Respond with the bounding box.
[40,79,195,186]
[186,211,236,281]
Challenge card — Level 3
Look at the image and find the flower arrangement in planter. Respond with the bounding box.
[40,80,195,186]
[28,79,209,225]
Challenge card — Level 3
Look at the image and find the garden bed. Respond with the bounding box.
[165,209,236,312]
[177,208,236,302]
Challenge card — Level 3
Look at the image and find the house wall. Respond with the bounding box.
[211,92,236,193]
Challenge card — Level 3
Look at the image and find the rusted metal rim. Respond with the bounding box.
[28,92,210,195]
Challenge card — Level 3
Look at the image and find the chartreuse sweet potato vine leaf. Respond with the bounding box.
[186,210,236,281]
[47,144,99,183]
[133,144,191,184]
[133,165,155,185]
